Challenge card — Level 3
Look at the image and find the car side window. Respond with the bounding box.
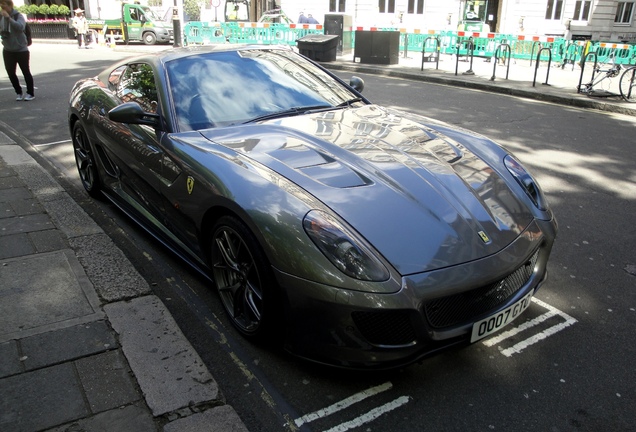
[108,65,126,89]
[116,63,158,114]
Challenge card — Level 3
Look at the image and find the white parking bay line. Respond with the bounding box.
[294,382,393,427]
[482,297,578,357]
[322,396,411,432]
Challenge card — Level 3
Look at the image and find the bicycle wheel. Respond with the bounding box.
[619,66,636,102]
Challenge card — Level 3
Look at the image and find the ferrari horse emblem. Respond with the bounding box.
[187,176,195,194]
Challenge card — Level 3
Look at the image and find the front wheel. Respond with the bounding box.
[143,32,157,45]
[210,216,280,340]
[619,66,636,102]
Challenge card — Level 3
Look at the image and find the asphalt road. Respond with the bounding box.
[2,44,635,432]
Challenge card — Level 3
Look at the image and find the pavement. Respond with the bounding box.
[0,39,634,432]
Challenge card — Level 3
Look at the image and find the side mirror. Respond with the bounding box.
[349,76,364,93]
[109,102,162,129]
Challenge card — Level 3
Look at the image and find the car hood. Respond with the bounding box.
[199,105,534,275]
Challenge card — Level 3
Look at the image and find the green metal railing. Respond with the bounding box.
[182,22,636,65]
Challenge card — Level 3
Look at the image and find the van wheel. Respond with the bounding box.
[143,32,157,45]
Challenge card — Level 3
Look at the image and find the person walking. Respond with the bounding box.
[306,14,319,24]
[0,0,34,101]
[72,8,89,48]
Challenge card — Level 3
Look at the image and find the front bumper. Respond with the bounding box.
[276,217,557,369]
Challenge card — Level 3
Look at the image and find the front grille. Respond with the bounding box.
[423,250,539,329]
[352,310,417,346]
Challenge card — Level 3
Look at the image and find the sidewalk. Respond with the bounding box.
[1,40,634,432]
[0,128,248,431]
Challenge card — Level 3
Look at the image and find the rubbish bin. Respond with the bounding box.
[324,14,353,55]
[354,30,400,65]
[296,34,340,62]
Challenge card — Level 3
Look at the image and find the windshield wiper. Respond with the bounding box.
[243,105,333,124]
[336,97,363,108]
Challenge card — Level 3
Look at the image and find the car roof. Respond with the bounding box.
[97,44,293,84]
[131,44,292,65]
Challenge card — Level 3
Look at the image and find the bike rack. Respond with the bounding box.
[532,47,553,87]
[455,38,475,76]
[421,36,440,71]
[491,43,511,81]
[577,52,598,93]
[529,41,542,67]
[561,42,579,70]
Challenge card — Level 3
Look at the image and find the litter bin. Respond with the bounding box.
[324,14,353,55]
[296,34,339,62]
[354,30,400,65]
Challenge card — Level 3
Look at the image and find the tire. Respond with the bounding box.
[210,215,280,340]
[72,122,101,198]
[619,66,636,103]
[143,32,157,45]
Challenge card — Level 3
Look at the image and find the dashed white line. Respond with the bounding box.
[482,297,578,356]
[322,396,411,432]
[294,382,393,427]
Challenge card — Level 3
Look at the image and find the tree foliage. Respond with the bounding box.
[183,0,201,21]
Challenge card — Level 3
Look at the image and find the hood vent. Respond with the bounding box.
[270,142,370,188]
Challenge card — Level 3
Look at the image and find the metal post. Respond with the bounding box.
[172,0,181,47]
[404,33,409,58]
[464,39,475,75]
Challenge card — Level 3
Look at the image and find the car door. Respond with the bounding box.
[99,62,170,228]
[124,6,143,41]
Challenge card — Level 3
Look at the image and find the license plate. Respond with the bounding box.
[470,290,534,343]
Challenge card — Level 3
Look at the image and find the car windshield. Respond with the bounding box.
[166,48,358,131]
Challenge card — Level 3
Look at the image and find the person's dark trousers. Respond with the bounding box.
[77,33,85,47]
[3,50,34,96]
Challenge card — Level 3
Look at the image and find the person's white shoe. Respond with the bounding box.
[23,94,35,101]
[16,94,24,101]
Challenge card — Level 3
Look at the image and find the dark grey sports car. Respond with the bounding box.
[68,45,557,369]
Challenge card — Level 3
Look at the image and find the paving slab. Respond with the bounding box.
[0,340,22,378]
[0,249,104,343]
[163,406,250,432]
[69,233,152,302]
[105,296,220,417]
[0,363,89,431]
[45,403,157,432]
[75,350,142,413]
[20,320,116,370]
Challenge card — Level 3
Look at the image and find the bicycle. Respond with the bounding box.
[619,65,636,102]
[578,53,636,103]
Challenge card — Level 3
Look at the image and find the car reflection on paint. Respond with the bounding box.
[68,45,557,369]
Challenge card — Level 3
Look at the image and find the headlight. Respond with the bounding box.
[303,210,389,282]
[504,155,548,210]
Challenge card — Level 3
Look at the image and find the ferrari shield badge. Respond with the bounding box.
[187,176,195,195]
[478,230,490,243]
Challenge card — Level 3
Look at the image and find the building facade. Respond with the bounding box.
[12,0,636,42]
[282,0,635,41]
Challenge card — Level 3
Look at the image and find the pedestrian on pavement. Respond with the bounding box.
[306,14,319,24]
[0,0,34,101]
[72,8,89,48]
